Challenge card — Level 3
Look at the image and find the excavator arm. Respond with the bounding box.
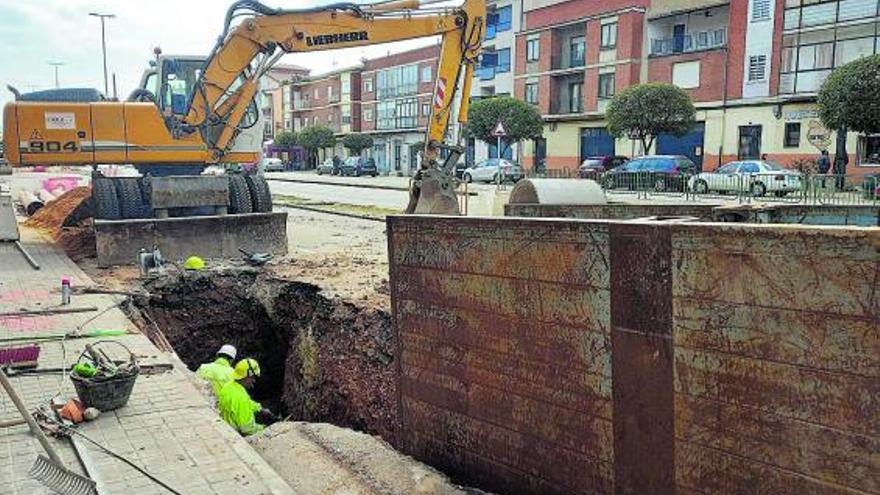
[185,0,485,214]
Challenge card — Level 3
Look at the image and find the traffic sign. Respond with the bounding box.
[492,120,507,137]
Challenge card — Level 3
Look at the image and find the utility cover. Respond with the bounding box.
[492,121,507,137]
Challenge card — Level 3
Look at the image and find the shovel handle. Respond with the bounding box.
[0,368,63,465]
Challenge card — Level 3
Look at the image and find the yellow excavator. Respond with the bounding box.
[2,0,484,264]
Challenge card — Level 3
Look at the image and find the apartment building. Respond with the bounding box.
[361,44,441,175]
[466,0,523,164]
[258,64,309,141]
[514,0,880,177]
[290,65,362,157]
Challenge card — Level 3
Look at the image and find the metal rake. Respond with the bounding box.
[29,454,97,495]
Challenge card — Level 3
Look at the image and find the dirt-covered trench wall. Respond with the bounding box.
[132,270,398,445]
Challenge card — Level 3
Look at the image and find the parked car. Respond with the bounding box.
[355,157,378,177]
[578,155,628,179]
[603,155,697,192]
[259,157,284,172]
[861,173,880,200]
[689,160,803,196]
[454,161,469,179]
[316,158,336,175]
[461,158,524,183]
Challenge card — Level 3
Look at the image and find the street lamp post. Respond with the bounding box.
[89,12,115,97]
[47,62,65,88]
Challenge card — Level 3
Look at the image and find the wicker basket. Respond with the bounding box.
[70,341,139,411]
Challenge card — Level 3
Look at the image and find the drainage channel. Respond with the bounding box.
[126,268,399,444]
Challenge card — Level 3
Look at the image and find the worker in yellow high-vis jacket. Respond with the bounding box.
[218,358,277,436]
[196,344,237,396]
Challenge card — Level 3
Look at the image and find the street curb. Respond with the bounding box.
[274,203,388,222]
[268,177,410,191]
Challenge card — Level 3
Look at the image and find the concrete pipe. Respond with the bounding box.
[509,178,607,205]
[18,190,44,216]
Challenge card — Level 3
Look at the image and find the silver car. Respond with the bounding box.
[689,160,803,196]
[260,157,285,172]
[462,158,524,183]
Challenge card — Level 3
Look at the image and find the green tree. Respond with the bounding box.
[342,133,373,156]
[298,125,337,165]
[818,54,880,134]
[466,96,543,156]
[606,83,696,154]
[274,131,297,149]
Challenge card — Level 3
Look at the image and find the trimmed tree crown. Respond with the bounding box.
[298,125,337,151]
[342,133,374,155]
[605,83,696,152]
[818,54,880,134]
[465,96,544,145]
[274,131,297,148]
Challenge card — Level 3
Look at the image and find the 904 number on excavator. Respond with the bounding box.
[27,141,78,153]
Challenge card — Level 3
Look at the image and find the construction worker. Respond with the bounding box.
[196,344,236,396]
[218,358,276,436]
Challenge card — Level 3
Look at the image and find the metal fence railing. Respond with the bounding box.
[512,169,880,205]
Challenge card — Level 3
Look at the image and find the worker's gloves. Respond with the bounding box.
[258,407,280,422]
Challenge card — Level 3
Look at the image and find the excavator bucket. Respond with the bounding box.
[405,169,461,215]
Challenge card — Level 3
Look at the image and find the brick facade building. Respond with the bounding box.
[290,65,362,158]
[258,64,309,141]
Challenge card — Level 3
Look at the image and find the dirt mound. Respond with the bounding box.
[24,186,91,229]
[132,268,399,445]
[24,187,95,260]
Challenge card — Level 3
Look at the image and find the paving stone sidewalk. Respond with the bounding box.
[0,230,294,494]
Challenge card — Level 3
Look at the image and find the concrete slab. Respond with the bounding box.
[0,228,294,494]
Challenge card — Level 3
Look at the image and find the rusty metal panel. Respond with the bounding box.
[670,223,880,494]
[505,203,718,221]
[388,216,613,495]
[149,175,229,209]
[610,223,675,495]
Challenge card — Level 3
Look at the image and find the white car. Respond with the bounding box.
[260,157,285,173]
[689,160,803,196]
[461,158,524,183]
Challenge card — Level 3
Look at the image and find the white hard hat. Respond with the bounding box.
[217,344,237,360]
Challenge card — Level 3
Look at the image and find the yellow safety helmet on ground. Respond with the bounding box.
[183,256,206,270]
[233,358,261,380]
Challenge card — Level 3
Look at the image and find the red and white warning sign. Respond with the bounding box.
[433,77,447,109]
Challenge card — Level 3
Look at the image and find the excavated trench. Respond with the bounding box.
[130,268,399,445]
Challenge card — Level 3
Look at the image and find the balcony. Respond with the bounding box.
[551,23,587,70]
[650,28,727,56]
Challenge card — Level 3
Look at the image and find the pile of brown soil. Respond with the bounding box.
[24,187,95,259]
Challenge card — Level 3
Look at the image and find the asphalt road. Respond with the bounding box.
[268,179,411,210]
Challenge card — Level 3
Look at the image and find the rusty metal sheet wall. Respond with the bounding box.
[388,216,613,495]
[505,203,718,221]
[388,216,879,495]
[669,223,880,494]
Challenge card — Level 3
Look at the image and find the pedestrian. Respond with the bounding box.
[217,358,277,436]
[196,344,236,396]
[833,147,849,191]
[817,150,831,188]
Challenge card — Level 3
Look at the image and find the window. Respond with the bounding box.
[364,78,373,93]
[421,66,432,83]
[598,73,615,99]
[569,82,583,113]
[858,135,880,165]
[284,119,291,130]
[600,22,618,49]
[327,86,333,99]
[496,48,511,73]
[784,122,801,147]
[364,108,373,122]
[495,6,512,32]
[525,82,538,104]
[377,98,418,130]
[672,60,701,89]
[752,0,771,21]
[422,103,431,116]
[376,64,419,99]
[342,113,351,124]
[527,36,540,61]
[748,55,767,81]
[570,36,586,67]
[327,114,333,123]
[314,88,319,99]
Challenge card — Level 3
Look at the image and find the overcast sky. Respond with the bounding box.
[0,0,437,108]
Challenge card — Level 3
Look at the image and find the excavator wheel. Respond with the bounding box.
[115,178,149,219]
[228,175,254,214]
[92,177,121,220]
[246,175,272,213]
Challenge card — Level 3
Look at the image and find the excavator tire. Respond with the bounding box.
[246,175,272,213]
[228,175,253,214]
[93,177,121,220]
[115,178,148,219]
